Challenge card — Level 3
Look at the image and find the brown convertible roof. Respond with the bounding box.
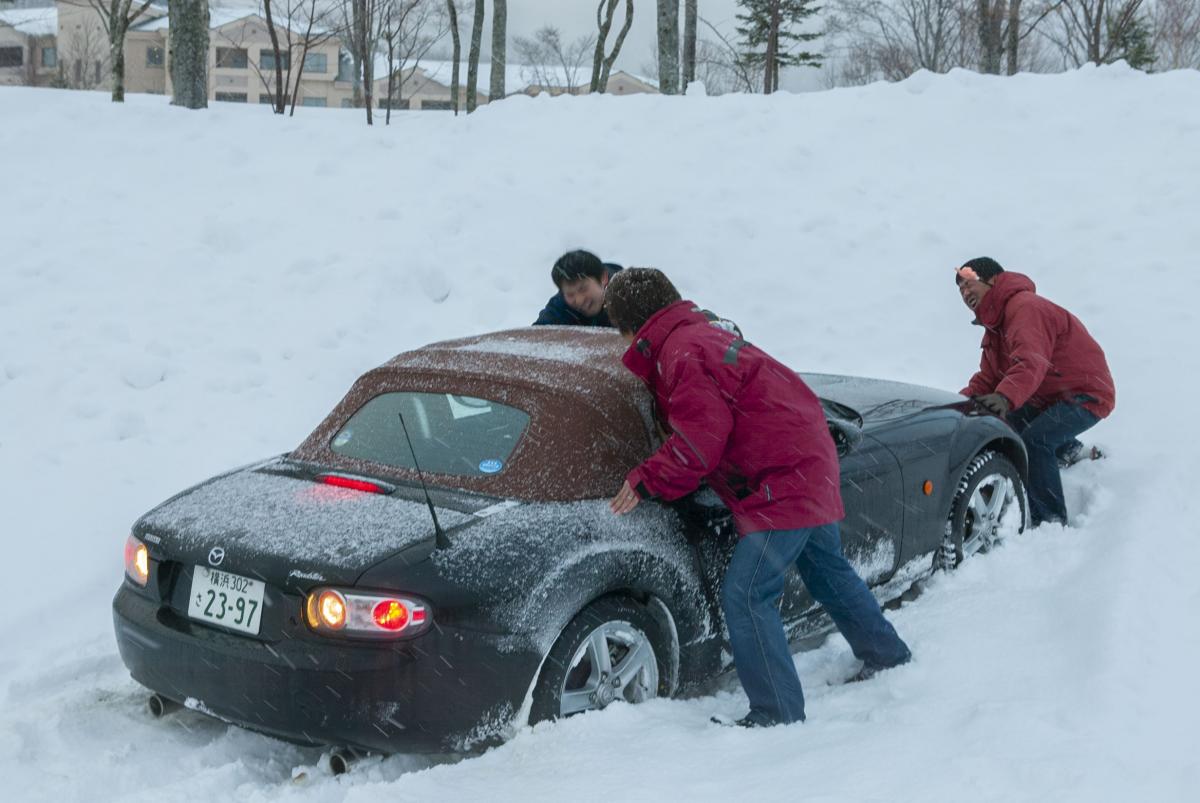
[291,328,656,501]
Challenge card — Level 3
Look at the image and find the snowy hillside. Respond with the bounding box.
[1,67,1198,802]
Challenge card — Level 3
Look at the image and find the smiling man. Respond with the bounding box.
[533,249,622,327]
[956,257,1115,527]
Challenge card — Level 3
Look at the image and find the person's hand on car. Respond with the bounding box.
[610,480,641,514]
[974,393,1010,417]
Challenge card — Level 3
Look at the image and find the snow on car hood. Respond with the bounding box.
[135,461,473,586]
[801,373,965,423]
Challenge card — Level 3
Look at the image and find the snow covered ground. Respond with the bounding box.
[2,67,1198,802]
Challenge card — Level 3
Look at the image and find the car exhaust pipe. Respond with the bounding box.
[147,693,179,718]
[329,748,358,776]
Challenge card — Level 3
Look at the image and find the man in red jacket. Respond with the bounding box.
[605,268,910,728]
[956,257,1115,527]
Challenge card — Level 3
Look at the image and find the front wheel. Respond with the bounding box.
[529,596,672,724]
[935,450,1027,571]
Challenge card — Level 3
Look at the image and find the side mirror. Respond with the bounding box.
[828,416,863,457]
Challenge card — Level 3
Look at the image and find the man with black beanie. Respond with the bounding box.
[533,249,623,327]
[955,256,1115,526]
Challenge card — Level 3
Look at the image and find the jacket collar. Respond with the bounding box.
[973,272,1037,329]
[621,300,707,381]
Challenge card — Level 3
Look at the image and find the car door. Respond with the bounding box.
[779,430,906,621]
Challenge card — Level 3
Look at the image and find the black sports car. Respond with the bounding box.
[113,327,1027,757]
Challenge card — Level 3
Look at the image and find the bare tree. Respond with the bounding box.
[591,0,635,91]
[466,0,483,110]
[490,0,506,99]
[1043,0,1152,66]
[169,0,209,109]
[347,0,382,122]
[1153,0,1200,68]
[446,0,462,112]
[657,0,680,93]
[825,0,973,83]
[59,12,109,89]
[85,0,155,101]
[698,15,758,90]
[379,0,449,122]
[978,0,1006,71]
[683,0,698,89]
[513,26,595,93]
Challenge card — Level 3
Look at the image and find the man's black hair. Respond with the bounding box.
[958,256,1005,283]
[551,250,608,289]
[604,268,682,335]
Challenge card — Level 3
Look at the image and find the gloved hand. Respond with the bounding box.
[974,393,1010,416]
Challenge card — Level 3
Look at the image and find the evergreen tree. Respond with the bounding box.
[1110,14,1156,70]
[735,0,822,94]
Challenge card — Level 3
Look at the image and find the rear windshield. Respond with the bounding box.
[330,392,530,477]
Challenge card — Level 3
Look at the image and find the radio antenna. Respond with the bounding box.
[397,411,451,550]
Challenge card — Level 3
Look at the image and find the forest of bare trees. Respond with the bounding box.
[33,0,1199,117]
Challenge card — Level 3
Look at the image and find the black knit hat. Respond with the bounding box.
[956,256,1005,284]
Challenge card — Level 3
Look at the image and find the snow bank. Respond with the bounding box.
[1,64,1198,801]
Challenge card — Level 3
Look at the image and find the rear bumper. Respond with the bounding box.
[112,585,541,753]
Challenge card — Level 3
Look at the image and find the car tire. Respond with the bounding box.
[529,595,672,724]
[934,450,1028,571]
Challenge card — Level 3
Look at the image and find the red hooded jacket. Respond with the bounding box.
[962,273,1115,419]
[623,301,844,536]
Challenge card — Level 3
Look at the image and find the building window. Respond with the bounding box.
[0,47,23,68]
[336,49,354,82]
[341,97,354,108]
[302,96,327,107]
[303,52,327,73]
[41,46,57,69]
[215,92,248,103]
[378,97,410,110]
[420,100,453,111]
[260,49,290,71]
[146,47,164,68]
[216,47,248,69]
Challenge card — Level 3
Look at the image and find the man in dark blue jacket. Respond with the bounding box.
[534,250,623,326]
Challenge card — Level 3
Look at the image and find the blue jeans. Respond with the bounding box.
[1008,401,1099,526]
[720,523,911,725]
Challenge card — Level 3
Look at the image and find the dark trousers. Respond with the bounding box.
[720,523,911,725]
[1008,401,1100,526]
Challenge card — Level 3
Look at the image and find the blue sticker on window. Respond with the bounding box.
[479,459,503,474]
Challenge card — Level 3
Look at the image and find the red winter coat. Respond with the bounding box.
[962,273,1115,419]
[623,301,844,536]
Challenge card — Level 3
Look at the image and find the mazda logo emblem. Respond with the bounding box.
[208,547,226,567]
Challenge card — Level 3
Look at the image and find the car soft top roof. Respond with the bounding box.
[291,328,656,501]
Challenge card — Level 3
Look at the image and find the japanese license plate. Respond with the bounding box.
[187,566,265,635]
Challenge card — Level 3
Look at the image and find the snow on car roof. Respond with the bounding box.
[291,328,655,502]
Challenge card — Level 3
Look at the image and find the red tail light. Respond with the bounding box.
[304,588,431,639]
[372,599,409,631]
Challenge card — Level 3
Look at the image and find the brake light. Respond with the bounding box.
[304,588,431,639]
[319,474,388,494]
[124,535,149,586]
[373,599,408,631]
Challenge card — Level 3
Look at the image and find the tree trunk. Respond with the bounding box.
[169,0,209,109]
[262,0,286,113]
[592,0,615,92]
[467,0,485,112]
[656,0,679,94]
[978,0,1006,74]
[109,21,126,102]
[599,0,634,91]
[682,0,697,91]
[763,0,780,94]
[1006,0,1022,75]
[447,0,461,114]
[490,0,506,101]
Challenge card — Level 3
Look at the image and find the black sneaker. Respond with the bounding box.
[710,711,783,728]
